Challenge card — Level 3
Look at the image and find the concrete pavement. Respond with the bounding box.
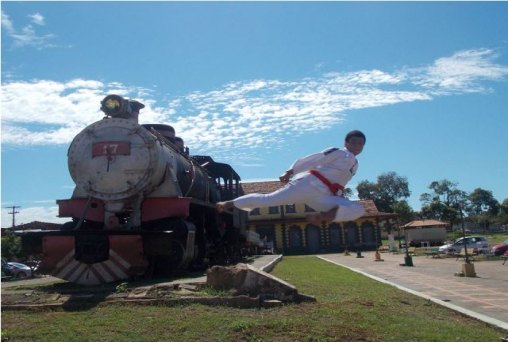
[318,251,508,331]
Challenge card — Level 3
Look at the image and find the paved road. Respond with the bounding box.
[319,251,508,331]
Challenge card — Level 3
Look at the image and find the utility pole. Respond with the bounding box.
[5,206,21,228]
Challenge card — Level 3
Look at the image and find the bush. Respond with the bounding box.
[1,233,23,260]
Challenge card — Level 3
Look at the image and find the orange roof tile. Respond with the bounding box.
[240,181,284,195]
[401,219,448,228]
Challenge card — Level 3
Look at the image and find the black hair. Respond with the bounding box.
[345,130,366,143]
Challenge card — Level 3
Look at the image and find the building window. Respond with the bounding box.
[304,205,316,212]
[268,206,279,214]
[285,204,296,213]
[250,208,260,216]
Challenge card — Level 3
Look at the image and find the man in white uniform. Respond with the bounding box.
[217,130,366,224]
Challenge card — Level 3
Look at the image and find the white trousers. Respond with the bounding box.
[234,175,365,222]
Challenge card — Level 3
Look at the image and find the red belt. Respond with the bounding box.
[309,169,344,195]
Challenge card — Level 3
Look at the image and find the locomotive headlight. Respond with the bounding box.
[104,97,121,111]
[100,94,145,120]
[100,94,129,117]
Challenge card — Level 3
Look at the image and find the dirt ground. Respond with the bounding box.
[1,255,283,309]
[1,272,211,308]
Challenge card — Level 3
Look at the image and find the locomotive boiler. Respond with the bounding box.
[21,95,247,285]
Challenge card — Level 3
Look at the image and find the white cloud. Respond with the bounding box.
[1,11,14,32]
[410,49,508,94]
[28,13,45,26]
[1,49,507,160]
[1,206,68,228]
[2,10,55,49]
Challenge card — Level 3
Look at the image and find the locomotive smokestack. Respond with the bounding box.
[100,94,145,122]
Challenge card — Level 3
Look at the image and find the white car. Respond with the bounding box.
[438,236,489,255]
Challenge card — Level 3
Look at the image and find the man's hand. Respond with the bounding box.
[279,169,293,183]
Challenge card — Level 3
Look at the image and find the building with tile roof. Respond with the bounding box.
[240,181,398,255]
[400,219,448,228]
[1,221,63,235]
[400,219,448,247]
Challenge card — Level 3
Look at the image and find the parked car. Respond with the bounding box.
[438,236,489,255]
[2,259,13,279]
[490,239,508,256]
[5,262,32,279]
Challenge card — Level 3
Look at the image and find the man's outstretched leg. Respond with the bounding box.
[306,207,338,225]
[216,200,235,213]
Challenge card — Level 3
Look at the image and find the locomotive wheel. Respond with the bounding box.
[168,239,185,269]
[149,239,186,277]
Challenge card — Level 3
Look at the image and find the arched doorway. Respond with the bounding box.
[288,225,303,253]
[329,223,343,246]
[361,221,376,244]
[305,225,321,254]
[345,222,358,249]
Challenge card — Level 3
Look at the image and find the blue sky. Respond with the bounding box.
[2,2,508,227]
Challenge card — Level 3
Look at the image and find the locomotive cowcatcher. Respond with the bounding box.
[20,95,247,285]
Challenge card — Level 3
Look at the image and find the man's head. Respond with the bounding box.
[345,130,366,156]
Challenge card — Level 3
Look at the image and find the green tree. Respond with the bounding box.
[494,198,508,226]
[1,233,23,260]
[357,171,411,213]
[419,179,467,228]
[467,188,500,230]
[467,188,499,216]
[342,188,353,199]
[427,180,467,205]
[392,200,415,225]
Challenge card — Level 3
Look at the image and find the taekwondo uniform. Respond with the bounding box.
[233,147,365,222]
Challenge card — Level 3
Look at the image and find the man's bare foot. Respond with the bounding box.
[306,207,338,225]
[216,201,235,213]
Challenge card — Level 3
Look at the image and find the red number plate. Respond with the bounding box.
[92,141,131,157]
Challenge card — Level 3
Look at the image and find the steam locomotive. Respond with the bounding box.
[21,95,247,285]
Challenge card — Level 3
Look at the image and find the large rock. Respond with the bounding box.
[207,263,307,302]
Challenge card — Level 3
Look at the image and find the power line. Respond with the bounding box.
[4,206,21,228]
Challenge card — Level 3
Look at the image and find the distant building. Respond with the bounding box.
[400,219,448,229]
[240,181,397,255]
[1,221,63,236]
[400,219,448,247]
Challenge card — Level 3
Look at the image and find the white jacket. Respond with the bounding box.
[290,147,358,190]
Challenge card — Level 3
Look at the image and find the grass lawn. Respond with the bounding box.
[2,256,506,341]
[485,233,508,245]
